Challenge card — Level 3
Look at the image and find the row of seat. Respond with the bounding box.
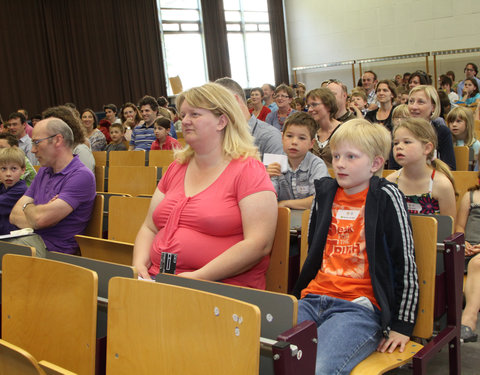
[0,248,314,374]
[92,150,175,168]
[0,214,464,374]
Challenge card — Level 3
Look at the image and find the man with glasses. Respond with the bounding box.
[9,118,96,257]
[457,63,480,97]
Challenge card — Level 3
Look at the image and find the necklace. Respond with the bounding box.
[277,108,292,128]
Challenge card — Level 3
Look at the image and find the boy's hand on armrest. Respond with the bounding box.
[266,162,282,177]
[376,330,410,353]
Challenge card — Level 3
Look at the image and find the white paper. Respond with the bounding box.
[0,228,34,240]
[263,153,288,173]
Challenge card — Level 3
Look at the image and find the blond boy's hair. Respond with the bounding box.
[392,104,410,120]
[330,119,391,177]
[0,147,26,169]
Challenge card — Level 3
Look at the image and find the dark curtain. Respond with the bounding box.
[0,0,167,117]
[267,0,289,86]
[200,0,231,81]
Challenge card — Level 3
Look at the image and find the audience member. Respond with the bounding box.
[307,87,340,167]
[0,133,36,186]
[295,82,306,99]
[105,123,128,151]
[458,78,480,106]
[98,119,112,143]
[103,104,121,125]
[249,87,271,122]
[387,118,456,217]
[457,63,480,97]
[7,112,37,165]
[396,86,409,105]
[455,175,480,342]
[362,71,378,110]
[31,114,42,127]
[440,75,459,105]
[150,117,181,150]
[121,102,143,142]
[81,108,106,151]
[129,95,158,150]
[391,104,410,127]
[265,84,297,131]
[327,80,356,123]
[447,106,480,162]
[9,118,96,257]
[349,89,368,117]
[262,83,278,112]
[42,105,96,172]
[408,70,430,90]
[215,77,283,158]
[405,85,456,171]
[17,108,33,136]
[266,111,328,209]
[293,119,418,374]
[132,83,278,290]
[293,97,306,112]
[0,147,27,234]
[365,80,397,131]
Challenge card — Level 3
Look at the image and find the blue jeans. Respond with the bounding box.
[298,294,382,375]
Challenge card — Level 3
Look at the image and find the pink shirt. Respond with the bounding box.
[149,157,275,289]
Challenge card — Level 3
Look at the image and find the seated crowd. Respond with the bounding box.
[1,62,480,374]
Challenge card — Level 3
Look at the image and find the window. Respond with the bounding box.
[223,0,275,88]
[158,0,208,95]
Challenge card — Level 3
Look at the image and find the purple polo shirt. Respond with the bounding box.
[25,155,96,254]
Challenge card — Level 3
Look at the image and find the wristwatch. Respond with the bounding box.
[22,202,34,211]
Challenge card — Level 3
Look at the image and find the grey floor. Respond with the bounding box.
[386,313,480,375]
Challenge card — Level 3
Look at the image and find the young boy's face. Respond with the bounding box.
[0,162,24,188]
[399,93,409,104]
[282,124,314,162]
[351,95,367,109]
[109,127,124,143]
[154,125,167,142]
[332,141,381,195]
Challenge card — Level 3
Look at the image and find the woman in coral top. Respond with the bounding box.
[133,83,278,289]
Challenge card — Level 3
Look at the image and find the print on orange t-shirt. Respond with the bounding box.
[301,187,379,309]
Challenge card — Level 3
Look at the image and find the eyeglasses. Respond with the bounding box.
[32,134,58,146]
[306,102,323,110]
[275,94,291,99]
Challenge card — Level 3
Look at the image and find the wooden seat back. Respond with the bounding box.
[266,207,290,293]
[452,170,478,205]
[2,254,98,374]
[92,151,107,167]
[108,196,150,243]
[0,240,35,268]
[351,215,438,374]
[454,145,469,171]
[94,166,105,191]
[106,277,261,375]
[148,150,175,167]
[75,235,134,268]
[109,150,146,166]
[0,339,45,375]
[108,166,157,196]
[84,194,104,238]
[47,249,137,298]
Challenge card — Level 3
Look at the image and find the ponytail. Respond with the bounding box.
[430,158,458,197]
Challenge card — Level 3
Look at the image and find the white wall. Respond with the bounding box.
[284,0,480,91]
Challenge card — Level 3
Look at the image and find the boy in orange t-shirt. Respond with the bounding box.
[292,119,418,374]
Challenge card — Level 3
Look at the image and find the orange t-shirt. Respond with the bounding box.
[301,187,379,309]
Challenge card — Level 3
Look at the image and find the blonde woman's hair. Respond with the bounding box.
[446,106,476,146]
[0,147,25,168]
[175,83,258,163]
[330,119,391,177]
[408,85,441,120]
[393,118,457,195]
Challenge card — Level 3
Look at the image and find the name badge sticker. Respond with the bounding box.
[336,209,360,220]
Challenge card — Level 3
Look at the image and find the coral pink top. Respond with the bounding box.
[149,157,275,289]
